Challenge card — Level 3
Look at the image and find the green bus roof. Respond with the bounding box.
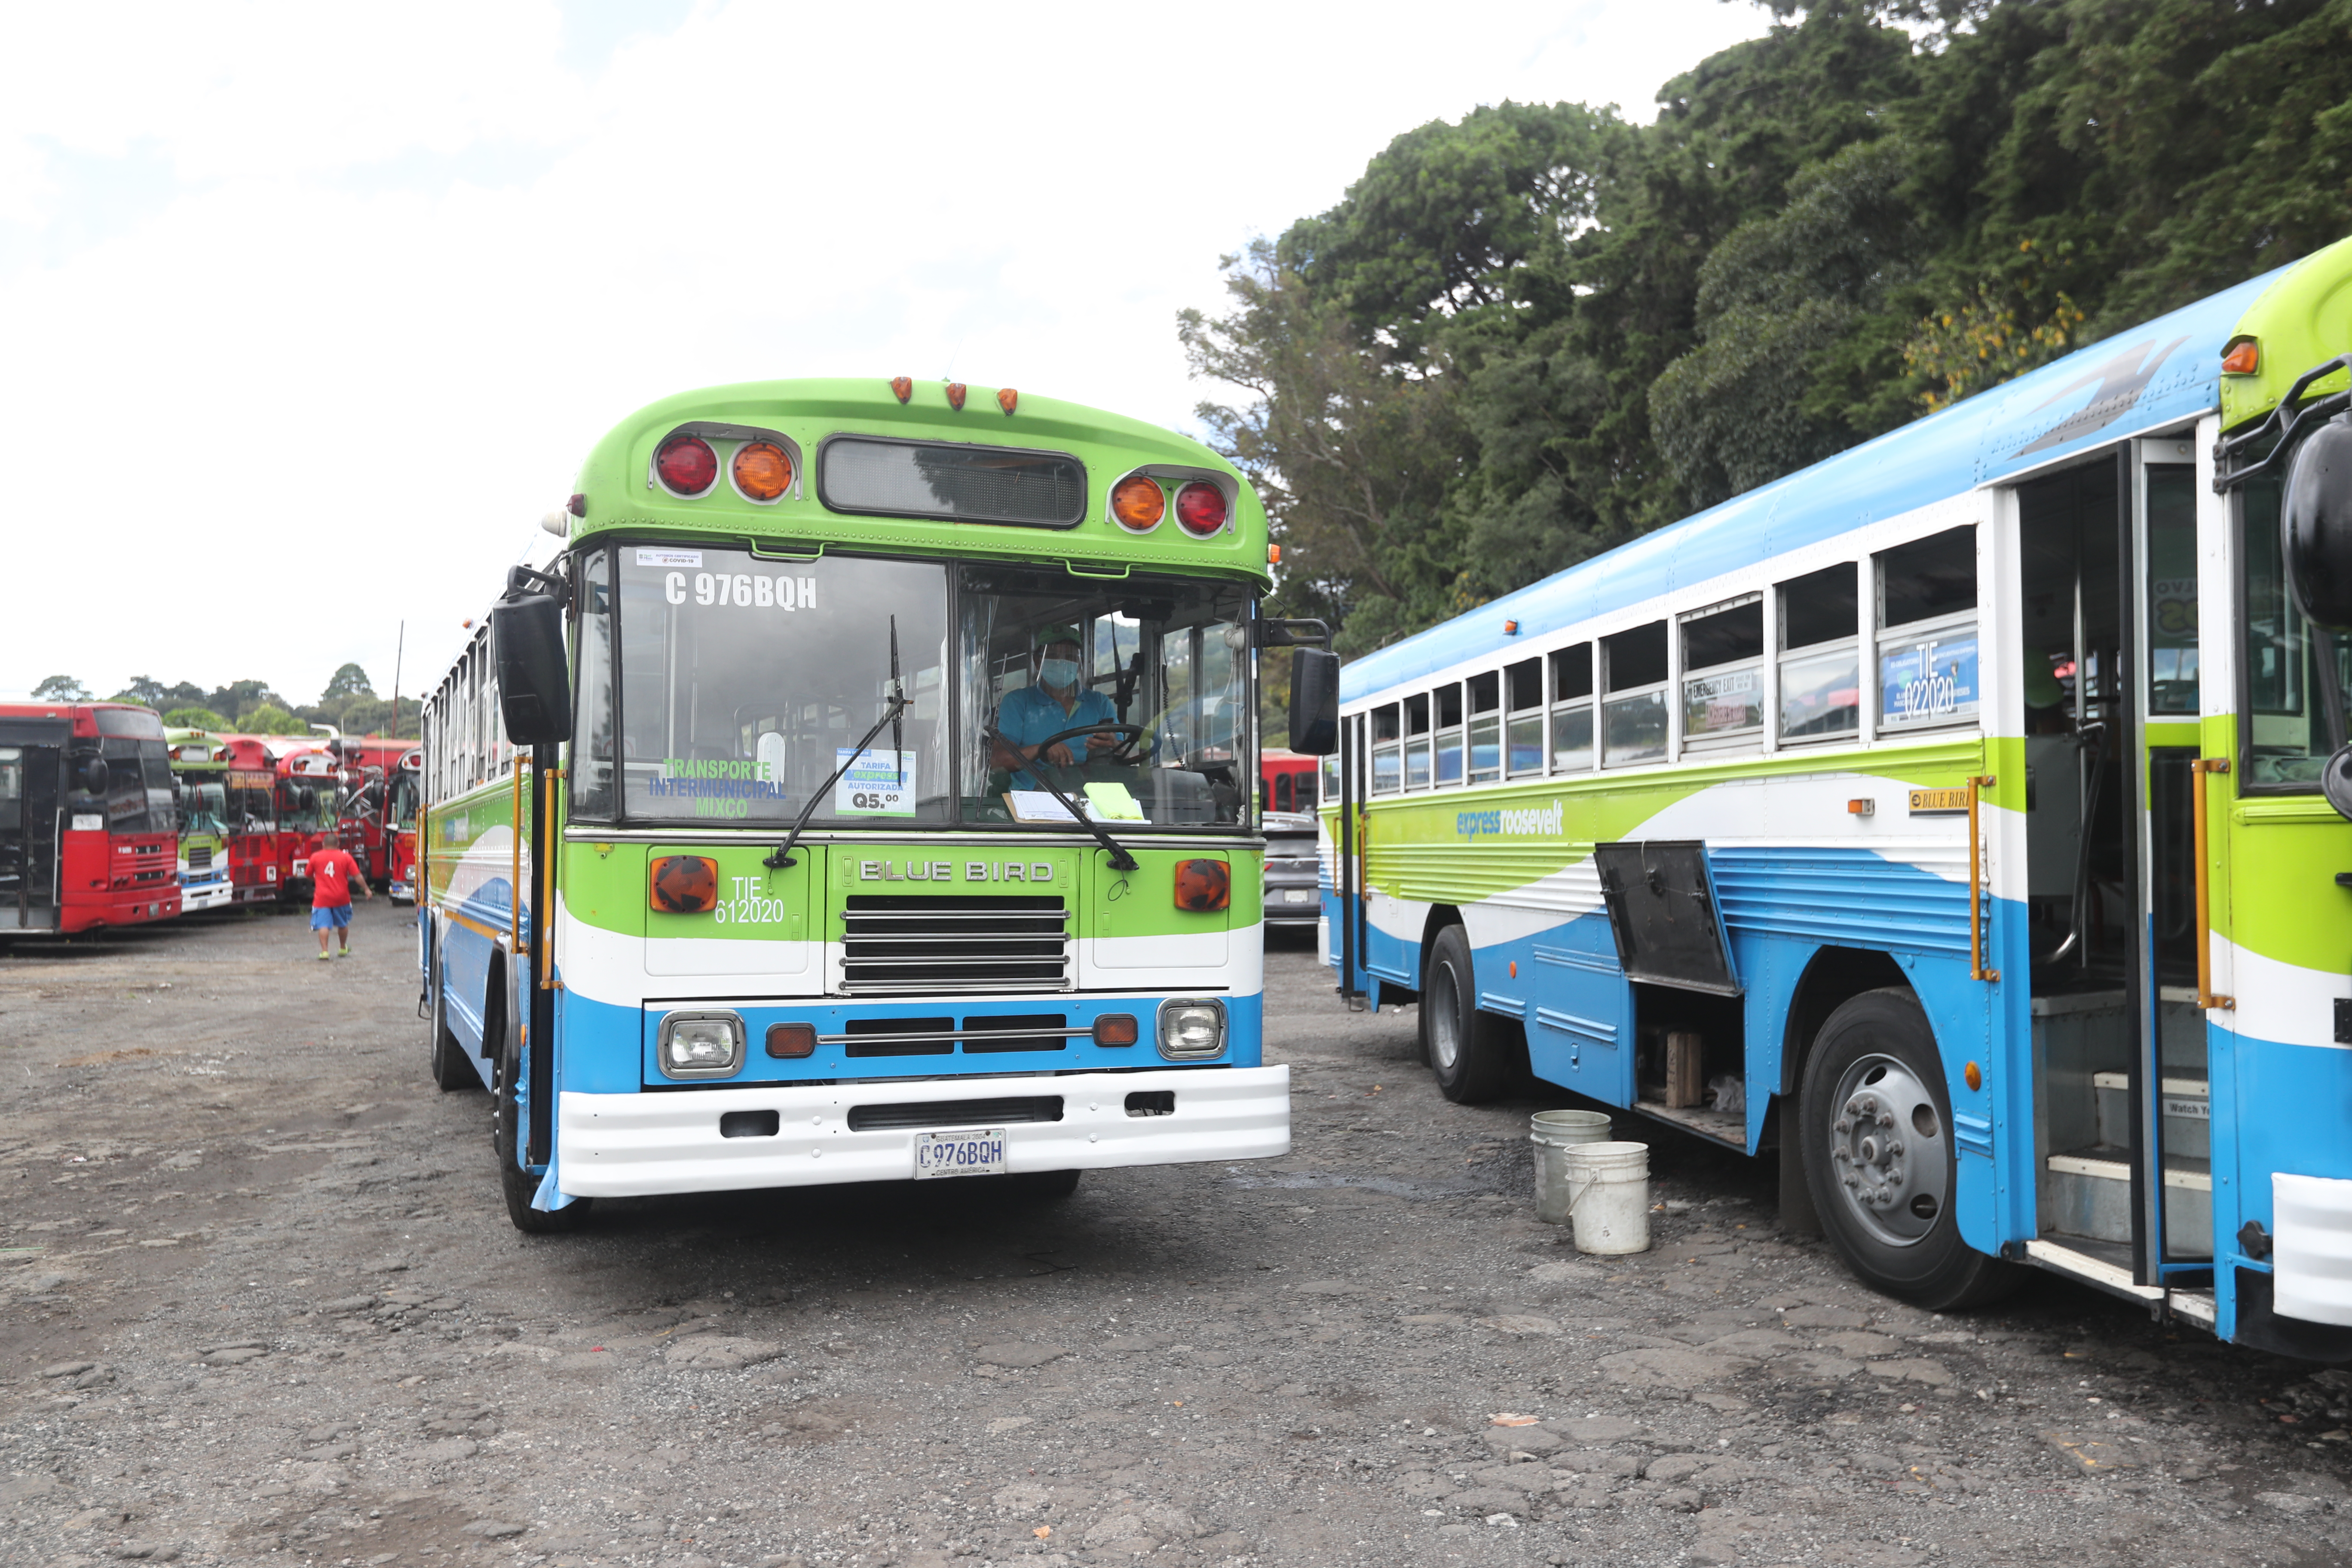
[564,377,1271,587]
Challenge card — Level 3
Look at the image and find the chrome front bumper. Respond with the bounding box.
[557,1065,1290,1196]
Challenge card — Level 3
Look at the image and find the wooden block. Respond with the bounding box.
[1665,1031,1703,1109]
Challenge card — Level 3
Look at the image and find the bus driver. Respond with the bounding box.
[993,625,1121,790]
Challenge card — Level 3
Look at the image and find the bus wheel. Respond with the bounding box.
[1799,988,2016,1311]
[428,963,475,1093]
[1422,925,1510,1104]
[496,1029,590,1235]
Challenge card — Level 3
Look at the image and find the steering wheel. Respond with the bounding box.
[1017,723,1150,769]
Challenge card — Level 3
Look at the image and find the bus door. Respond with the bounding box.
[2013,439,2213,1287]
[0,725,62,930]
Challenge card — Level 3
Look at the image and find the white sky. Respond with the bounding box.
[0,0,1770,713]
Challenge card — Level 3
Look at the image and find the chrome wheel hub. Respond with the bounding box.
[1429,960,1462,1070]
[1826,1054,1947,1246]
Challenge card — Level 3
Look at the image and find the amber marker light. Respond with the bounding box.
[767,1022,817,1059]
[1268,543,1282,564]
[733,440,793,502]
[2221,338,2260,375]
[1174,858,1231,912]
[890,375,913,403]
[1093,1014,1139,1047]
[998,387,1019,415]
[1174,480,1228,537]
[946,382,968,410]
[1112,474,1166,532]
[649,854,719,913]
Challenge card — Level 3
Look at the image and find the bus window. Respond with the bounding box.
[572,555,617,819]
[1778,562,1860,741]
[1550,644,1593,771]
[1370,704,1402,794]
[1403,692,1431,789]
[2242,472,2352,784]
[2147,464,2199,713]
[1433,683,1464,785]
[1681,595,1764,750]
[1602,621,1669,766]
[1467,672,1502,784]
[1506,658,1543,777]
[1876,526,1979,730]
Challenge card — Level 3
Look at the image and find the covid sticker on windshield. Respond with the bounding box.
[834,749,916,816]
[636,548,703,568]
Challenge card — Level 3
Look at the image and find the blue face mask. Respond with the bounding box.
[1038,658,1081,689]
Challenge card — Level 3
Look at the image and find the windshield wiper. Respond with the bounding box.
[763,617,909,871]
[1005,747,1139,873]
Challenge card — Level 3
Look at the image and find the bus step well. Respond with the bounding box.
[2041,1071,2213,1256]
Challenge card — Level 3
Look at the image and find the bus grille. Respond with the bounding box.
[839,895,1069,995]
[187,846,212,871]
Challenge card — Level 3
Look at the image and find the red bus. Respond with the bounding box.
[214,734,285,906]
[0,702,181,934]
[328,735,417,889]
[272,742,340,900]
[386,749,420,903]
[1261,747,1319,815]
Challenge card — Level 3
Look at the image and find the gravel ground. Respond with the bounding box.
[5,904,2352,1568]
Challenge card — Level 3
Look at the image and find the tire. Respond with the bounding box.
[494,989,590,1235]
[1799,987,2017,1311]
[428,937,476,1093]
[1420,924,1512,1104]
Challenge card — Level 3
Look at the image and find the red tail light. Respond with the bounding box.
[1174,481,1228,537]
[655,435,718,496]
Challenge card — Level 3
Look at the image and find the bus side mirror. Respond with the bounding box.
[492,594,573,746]
[2285,413,2352,632]
[1289,648,1340,755]
[78,757,109,795]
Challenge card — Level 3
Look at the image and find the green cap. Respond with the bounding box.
[1034,625,1082,649]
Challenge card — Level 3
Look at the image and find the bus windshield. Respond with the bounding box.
[577,545,1253,829]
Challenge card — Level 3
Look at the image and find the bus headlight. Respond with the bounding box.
[658,1011,744,1078]
[1156,999,1227,1060]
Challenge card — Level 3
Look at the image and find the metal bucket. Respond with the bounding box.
[1530,1109,1614,1225]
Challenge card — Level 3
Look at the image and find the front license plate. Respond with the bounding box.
[913,1128,1007,1179]
[1283,889,1315,903]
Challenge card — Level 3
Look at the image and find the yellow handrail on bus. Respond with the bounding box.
[2193,758,2234,1011]
[1967,775,1998,983]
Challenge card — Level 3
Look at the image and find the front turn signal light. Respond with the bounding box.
[733,440,793,501]
[1112,474,1165,532]
[650,854,719,913]
[767,1021,817,1059]
[2221,337,2260,375]
[1174,858,1230,912]
[1093,1014,1139,1047]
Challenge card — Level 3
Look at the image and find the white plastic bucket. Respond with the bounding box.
[1530,1111,1614,1225]
[1563,1140,1651,1255]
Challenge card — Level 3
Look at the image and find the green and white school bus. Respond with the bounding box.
[420,379,1298,1230]
[1326,235,2352,1356]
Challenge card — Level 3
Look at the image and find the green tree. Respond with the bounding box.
[320,663,374,703]
[31,674,90,701]
[235,704,305,735]
[162,707,233,732]
[209,679,283,718]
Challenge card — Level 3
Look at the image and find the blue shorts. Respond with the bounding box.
[311,903,353,931]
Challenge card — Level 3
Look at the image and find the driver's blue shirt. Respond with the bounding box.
[997,681,1119,789]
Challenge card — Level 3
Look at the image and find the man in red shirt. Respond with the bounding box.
[309,827,372,960]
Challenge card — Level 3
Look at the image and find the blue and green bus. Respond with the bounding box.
[421,379,1335,1231]
[1327,235,2352,1355]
